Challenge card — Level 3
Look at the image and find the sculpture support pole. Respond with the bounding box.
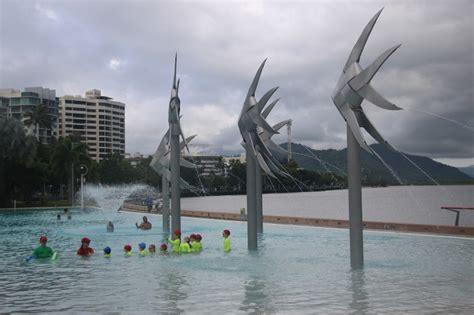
[347,125,364,269]
[162,175,170,236]
[256,165,263,233]
[246,146,258,250]
[170,124,181,233]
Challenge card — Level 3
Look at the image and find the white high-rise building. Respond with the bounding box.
[58,89,125,161]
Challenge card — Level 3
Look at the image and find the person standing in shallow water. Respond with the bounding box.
[136,216,152,230]
[223,229,231,252]
[77,237,94,257]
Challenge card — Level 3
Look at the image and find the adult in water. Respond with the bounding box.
[136,216,152,230]
[31,236,55,259]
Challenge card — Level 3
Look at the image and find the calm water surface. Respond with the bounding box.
[183,185,474,226]
[0,208,473,313]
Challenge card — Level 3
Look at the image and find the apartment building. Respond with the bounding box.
[0,87,59,144]
[58,89,125,161]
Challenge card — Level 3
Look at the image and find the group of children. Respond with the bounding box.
[30,228,232,260]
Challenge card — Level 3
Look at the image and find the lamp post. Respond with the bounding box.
[80,164,88,210]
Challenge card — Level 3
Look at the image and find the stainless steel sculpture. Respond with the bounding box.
[331,9,402,268]
[168,54,191,234]
[256,99,292,233]
[238,60,291,249]
[150,129,198,235]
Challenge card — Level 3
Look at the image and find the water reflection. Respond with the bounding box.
[156,270,188,313]
[240,276,269,314]
[348,269,369,314]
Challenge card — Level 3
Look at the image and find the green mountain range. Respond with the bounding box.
[277,143,473,185]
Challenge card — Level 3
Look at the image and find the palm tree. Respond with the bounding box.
[0,117,37,207]
[23,104,54,143]
[51,137,90,205]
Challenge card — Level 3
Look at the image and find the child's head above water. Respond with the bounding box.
[223,229,231,237]
[196,234,202,242]
[173,229,181,238]
[123,244,132,252]
[103,246,111,255]
[190,234,196,242]
[148,244,156,253]
[81,237,91,247]
[39,236,48,245]
[138,242,146,251]
[160,243,168,252]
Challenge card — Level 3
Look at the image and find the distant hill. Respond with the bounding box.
[458,165,474,178]
[277,143,473,185]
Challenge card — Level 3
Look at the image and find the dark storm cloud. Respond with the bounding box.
[0,0,472,163]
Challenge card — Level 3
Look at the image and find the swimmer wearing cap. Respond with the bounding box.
[138,242,149,256]
[77,237,94,257]
[168,230,181,253]
[32,236,55,259]
[123,244,133,257]
[103,246,111,258]
[179,236,191,253]
[223,229,231,252]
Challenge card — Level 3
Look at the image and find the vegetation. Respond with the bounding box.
[1,115,470,207]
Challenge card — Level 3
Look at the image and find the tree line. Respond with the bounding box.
[0,115,346,207]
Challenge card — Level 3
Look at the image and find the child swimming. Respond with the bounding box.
[138,242,149,256]
[159,243,168,254]
[148,244,156,254]
[180,236,191,253]
[168,230,181,253]
[103,246,111,258]
[31,236,55,259]
[223,229,231,252]
[123,244,133,257]
[194,234,203,252]
[77,237,94,257]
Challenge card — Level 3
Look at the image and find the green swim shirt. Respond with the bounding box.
[32,245,54,258]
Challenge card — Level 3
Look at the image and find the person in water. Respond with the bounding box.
[103,246,111,258]
[148,244,156,254]
[32,236,54,259]
[159,243,168,254]
[190,234,197,250]
[180,236,191,253]
[57,214,61,220]
[77,237,94,257]
[135,216,152,230]
[64,208,71,220]
[107,221,114,232]
[124,244,132,256]
[223,229,231,252]
[168,230,181,253]
[194,234,203,252]
[138,242,149,256]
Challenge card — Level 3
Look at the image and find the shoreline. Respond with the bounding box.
[119,203,474,237]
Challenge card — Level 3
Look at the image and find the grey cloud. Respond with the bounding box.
[0,0,472,162]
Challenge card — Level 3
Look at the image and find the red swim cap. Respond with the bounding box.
[160,244,167,251]
[223,229,230,236]
[190,234,196,239]
[39,236,47,243]
[174,230,181,236]
[196,234,202,241]
[124,244,132,251]
[81,237,90,244]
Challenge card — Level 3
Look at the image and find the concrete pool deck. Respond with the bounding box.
[119,203,474,237]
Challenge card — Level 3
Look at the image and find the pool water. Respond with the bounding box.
[0,208,473,313]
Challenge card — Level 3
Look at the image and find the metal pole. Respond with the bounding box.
[80,173,84,209]
[71,162,74,206]
[347,126,364,269]
[455,211,460,227]
[256,164,263,233]
[162,175,170,235]
[246,146,257,250]
[170,123,181,233]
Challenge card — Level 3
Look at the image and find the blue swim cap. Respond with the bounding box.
[138,242,146,249]
[104,246,111,254]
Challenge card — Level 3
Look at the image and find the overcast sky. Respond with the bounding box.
[1,0,472,166]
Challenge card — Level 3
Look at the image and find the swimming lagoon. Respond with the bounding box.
[0,208,473,313]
